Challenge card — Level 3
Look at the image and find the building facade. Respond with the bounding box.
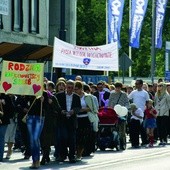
[0,0,77,76]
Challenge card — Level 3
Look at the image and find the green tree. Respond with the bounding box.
[77,0,106,46]
[77,0,170,78]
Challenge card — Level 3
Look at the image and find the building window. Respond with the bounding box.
[0,15,3,29]
[29,0,39,34]
[12,0,23,32]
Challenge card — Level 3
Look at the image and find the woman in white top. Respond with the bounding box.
[74,81,98,161]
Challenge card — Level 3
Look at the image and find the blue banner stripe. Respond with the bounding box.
[108,0,125,48]
[155,0,168,49]
[129,0,148,48]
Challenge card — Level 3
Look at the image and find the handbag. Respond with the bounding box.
[87,95,99,132]
[22,98,36,123]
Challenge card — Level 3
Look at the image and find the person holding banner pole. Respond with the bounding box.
[26,91,49,169]
[40,81,62,165]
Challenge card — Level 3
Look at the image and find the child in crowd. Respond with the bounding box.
[144,99,157,147]
[129,103,144,148]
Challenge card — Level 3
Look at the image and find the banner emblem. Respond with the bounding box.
[83,58,91,65]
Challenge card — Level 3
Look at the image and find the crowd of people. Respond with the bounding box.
[0,75,170,169]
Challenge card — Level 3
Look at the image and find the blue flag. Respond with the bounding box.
[129,0,148,48]
[155,0,168,49]
[108,0,125,48]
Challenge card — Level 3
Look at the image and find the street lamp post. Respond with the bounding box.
[56,0,67,78]
[151,0,156,84]
[59,0,66,41]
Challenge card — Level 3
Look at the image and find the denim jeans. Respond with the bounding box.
[0,125,8,161]
[26,115,44,162]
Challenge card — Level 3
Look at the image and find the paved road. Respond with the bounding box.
[1,141,170,170]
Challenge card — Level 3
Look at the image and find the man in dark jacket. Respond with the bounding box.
[56,80,81,163]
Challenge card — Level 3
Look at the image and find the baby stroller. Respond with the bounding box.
[97,107,120,151]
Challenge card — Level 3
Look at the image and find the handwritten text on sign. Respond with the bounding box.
[0,61,44,96]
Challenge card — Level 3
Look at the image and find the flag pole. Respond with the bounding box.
[129,0,132,77]
[151,0,156,84]
[105,0,109,77]
[106,0,108,45]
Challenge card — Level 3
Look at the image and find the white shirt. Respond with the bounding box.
[66,93,73,112]
[80,95,87,109]
[131,108,144,123]
[128,89,149,111]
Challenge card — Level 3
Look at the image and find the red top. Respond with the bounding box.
[144,108,157,119]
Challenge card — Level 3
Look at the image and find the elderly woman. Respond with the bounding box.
[154,82,170,146]
[74,81,98,161]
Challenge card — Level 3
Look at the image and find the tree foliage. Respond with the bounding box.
[77,0,170,78]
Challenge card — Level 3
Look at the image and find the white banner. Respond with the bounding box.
[0,0,9,15]
[52,37,119,71]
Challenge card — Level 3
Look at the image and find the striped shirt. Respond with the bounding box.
[108,91,129,109]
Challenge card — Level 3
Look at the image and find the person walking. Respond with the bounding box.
[40,81,62,165]
[154,82,170,146]
[129,103,144,148]
[53,80,67,160]
[93,82,110,108]
[0,93,14,162]
[74,81,98,161]
[26,91,49,169]
[143,99,157,147]
[108,82,129,150]
[4,95,17,159]
[128,79,150,146]
[83,84,99,156]
[56,80,81,163]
